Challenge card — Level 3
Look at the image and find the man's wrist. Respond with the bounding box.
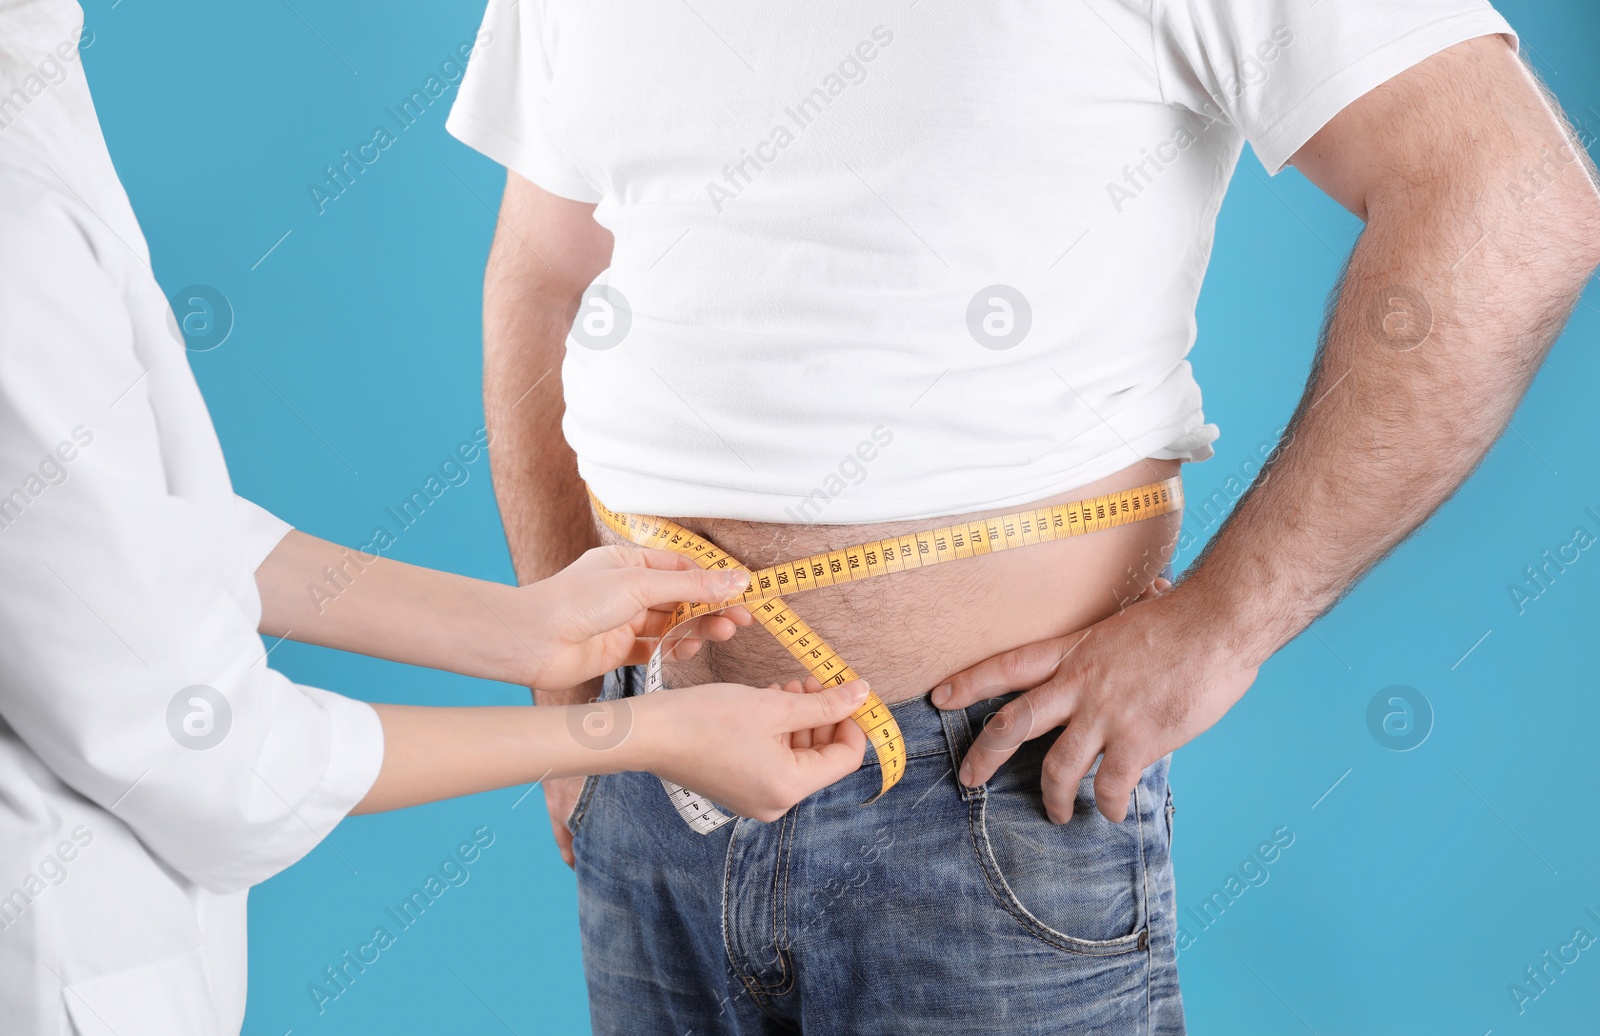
[1170,562,1298,671]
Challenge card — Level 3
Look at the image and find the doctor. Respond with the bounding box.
[0,3,868,1033]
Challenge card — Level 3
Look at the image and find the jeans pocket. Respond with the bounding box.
[971,752,1150,956]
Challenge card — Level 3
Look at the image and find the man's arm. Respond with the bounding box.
[484,171,614,863]
[936,36,1600,822]
[1197,35,1600,658]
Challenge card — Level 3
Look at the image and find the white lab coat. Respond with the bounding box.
[0,2,385,1032]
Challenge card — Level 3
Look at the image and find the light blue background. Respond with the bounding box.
[80,1,1599,1032]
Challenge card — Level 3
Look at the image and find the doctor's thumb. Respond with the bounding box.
[668,565,752,607]
[787,679,871,730]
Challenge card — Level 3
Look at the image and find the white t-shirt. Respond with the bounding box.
[448,0,1512,523]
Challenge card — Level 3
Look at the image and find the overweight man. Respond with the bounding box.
[445,0,1600,1031]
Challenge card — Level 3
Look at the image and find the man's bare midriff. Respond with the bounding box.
[592,458,1184,705]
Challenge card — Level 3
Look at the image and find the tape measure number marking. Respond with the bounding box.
[591,474,1182,831]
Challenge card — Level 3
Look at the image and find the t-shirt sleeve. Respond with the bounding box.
[447,0,602,202]
[1152,0,1517,173]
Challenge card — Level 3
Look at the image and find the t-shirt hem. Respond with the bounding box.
[445,107,603,203]
[583,420,1216,526]
[1254,9,1517,174]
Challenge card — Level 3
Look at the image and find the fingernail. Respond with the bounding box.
[846,680,870,702]
[931,683,951,707]
[958,762,973,787]
[718,569,750,589]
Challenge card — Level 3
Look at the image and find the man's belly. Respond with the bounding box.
[592,459,1183,704]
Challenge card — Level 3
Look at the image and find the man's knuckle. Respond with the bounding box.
[1099,755,1142,785]
[1053,730,1089,767]
[997,645,1040,682]
[1040,750,1082,786]
[981,700,1034,749]
[1026,638,1067,673]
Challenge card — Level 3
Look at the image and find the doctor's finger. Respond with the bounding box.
[636,606,751,652]
[787,675,831,748]
[670,611,745,644]
[786,721,869,798]
[625,546,754,596]
[772,679,870,740]
[772,678,816,747]
[619,560,752,611]
[772,675,823,695]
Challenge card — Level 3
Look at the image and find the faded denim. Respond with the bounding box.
[570,665,1185,1035]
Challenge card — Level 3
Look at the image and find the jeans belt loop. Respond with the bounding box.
[938,701,982,802]
[605,665,634,702]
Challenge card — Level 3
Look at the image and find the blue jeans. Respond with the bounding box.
[570,665,1185,1035]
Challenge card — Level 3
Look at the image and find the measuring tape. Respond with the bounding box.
[591,474,1184,833]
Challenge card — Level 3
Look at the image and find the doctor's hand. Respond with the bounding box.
[931,579,1257,824]
[515,545,753,691]
[633,679,870,822]
[350,679,870,823]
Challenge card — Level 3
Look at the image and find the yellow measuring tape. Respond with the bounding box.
[591,475,1183,822]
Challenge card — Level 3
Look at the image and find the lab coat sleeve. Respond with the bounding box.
[0,188,384,894]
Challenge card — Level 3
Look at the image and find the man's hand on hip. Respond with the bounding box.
[932,37,1600,827]
[542,775,586,869]
[932,582,1255,825]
